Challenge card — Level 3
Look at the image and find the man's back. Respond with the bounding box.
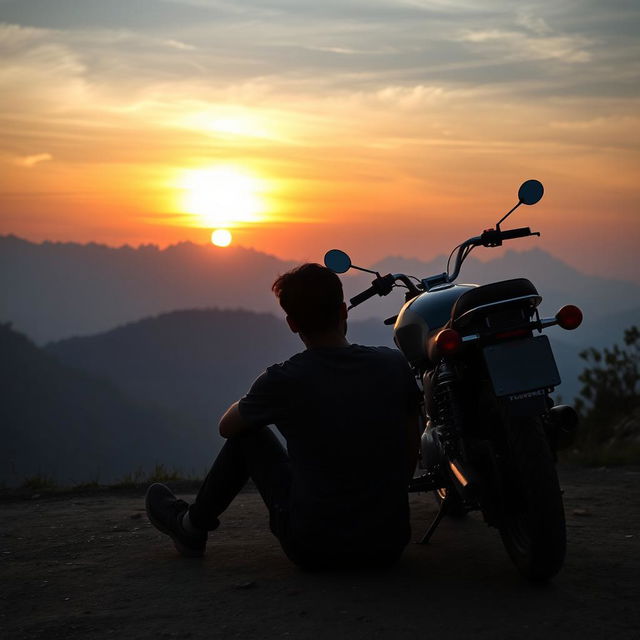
[239,344,419,560]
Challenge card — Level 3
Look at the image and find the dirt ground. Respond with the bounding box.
[1,465,639,640]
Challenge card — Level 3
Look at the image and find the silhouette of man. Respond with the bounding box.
[146,263,420,568]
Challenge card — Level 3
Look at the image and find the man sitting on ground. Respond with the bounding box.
[146,263,420,569]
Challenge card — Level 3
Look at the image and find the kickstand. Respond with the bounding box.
[417,497,449,545]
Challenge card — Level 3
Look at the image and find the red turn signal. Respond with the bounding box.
[556,305,583,330]
[435,328,462,355]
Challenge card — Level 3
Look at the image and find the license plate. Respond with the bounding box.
[483,335,561,397]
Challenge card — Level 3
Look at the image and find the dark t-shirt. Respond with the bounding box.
[238,344,420,558]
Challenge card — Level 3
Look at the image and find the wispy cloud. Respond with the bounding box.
[13,153,53,167]
[458,28,593,63]
[0,1,638,281]
[163,39,196,51]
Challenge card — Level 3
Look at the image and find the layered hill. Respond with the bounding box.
[37,309,393,483]
[0,323,200,486]
[45,308,394,433]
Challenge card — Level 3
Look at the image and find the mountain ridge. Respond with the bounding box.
[2,234,638,345]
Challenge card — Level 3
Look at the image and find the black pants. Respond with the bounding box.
[189,428,291,537]
[188,428,404,569]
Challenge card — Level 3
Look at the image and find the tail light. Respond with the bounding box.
[435,328,462,355]
[556,305,583,330]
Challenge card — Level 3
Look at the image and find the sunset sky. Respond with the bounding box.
[0,0,638,281]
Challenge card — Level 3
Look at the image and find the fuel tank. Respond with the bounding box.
[393,283,477,367]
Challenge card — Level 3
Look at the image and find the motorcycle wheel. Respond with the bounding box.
[498,415,566,582]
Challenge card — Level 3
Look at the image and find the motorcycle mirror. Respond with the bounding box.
[496,179,545,228]
[324,249,352,274]
[518,179,544,206]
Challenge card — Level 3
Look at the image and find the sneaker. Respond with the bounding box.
[145,483,207,557]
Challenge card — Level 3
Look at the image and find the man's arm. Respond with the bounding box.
[407,411,421,480]
[219,368,282,438]
[219,401,253,439]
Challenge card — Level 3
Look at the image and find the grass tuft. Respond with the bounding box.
[112,464,201,489]
[112,467,148,489]
[20,473,57,491]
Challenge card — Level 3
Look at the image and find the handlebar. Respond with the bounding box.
[347,225,540,307]
[480,226,538,247]
[349,285,380,308]
[348,273,420,309]
[424,226,540,290]
[501,226,537,240]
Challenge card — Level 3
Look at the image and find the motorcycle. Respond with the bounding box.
[324,180,581,581]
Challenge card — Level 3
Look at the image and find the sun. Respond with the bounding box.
[211,228,232,247]
[180,166,265,228]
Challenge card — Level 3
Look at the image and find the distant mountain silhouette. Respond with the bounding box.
[0,323,198,486]
[0,235,294,343]
[2,235,638,345]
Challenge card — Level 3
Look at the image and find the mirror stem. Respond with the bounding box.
[496,201,522,229]
[350,265,381,277]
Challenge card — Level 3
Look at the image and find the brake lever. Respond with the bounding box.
[374,274,395,296]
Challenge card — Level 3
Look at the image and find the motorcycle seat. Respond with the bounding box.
[450,278,540,328]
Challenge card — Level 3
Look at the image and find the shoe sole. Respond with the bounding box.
[145,493,205,558]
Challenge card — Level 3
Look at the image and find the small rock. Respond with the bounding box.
[234,580,256,590]
[130,513,142,520]
[572,508,592,517]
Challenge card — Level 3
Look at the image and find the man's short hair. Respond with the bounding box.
[272,263,344,334]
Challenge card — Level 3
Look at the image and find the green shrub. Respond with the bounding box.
[567,326,640,465]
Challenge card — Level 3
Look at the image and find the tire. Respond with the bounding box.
[498,415,566,581]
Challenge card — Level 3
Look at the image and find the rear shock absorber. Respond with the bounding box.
[433,362,465,458]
